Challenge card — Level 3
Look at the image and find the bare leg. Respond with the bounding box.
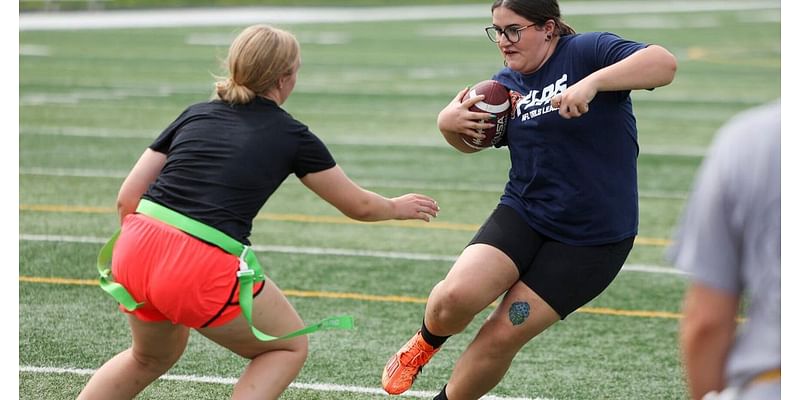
[424,244,520,336]
[198,277,309,400]
[78,316,189,400]
[445,282,560,400]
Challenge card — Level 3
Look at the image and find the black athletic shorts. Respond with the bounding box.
[468,204,634,319]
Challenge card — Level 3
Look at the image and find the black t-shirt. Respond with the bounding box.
[143,97,336,244]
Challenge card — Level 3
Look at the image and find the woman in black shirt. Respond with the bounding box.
[79,24,439,400]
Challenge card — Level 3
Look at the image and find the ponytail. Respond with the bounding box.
[210,25,299,105]
[213,77,256,104]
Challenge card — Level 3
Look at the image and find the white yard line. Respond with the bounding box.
[19,233,686,275]
[18,166,690,199]
[18,123,708,160]
[18,365,552,400]
[19,1,780,31]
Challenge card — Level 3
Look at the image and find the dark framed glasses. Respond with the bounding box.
[485,23,536,43]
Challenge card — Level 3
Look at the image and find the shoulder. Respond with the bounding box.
[563,32,638,49]
[493,67,516,81]
[711,100,780,162]
[187,99,224,112]
[173,100,228,121]
[561,32,605,46]
[493,67,523,89]
[567,32,647,66]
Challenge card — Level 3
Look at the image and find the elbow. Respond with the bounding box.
[653,45,678,86]
[679,312,734,352]
[116,197,138,221]
[662,53,678,85]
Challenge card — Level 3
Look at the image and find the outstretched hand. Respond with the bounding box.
[391,193,439,222]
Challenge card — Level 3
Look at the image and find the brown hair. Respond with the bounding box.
[491,0,576,36]
[213,25,300,104]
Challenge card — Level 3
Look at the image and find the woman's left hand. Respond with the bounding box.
[551,79,597,119]
[391,193,440,222]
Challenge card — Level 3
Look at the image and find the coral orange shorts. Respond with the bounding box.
[111,213,265,328]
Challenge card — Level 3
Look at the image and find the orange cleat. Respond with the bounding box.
[382,330,440,395]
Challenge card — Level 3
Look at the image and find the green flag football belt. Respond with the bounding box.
[97,198,354,341]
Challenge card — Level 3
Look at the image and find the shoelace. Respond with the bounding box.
[404,342,435,367]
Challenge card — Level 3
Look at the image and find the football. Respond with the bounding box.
[460,79,511,149]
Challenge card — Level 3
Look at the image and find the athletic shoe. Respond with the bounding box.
[382,330,440,394]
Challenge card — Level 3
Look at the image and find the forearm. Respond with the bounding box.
[681,323,734,399]
[344,190,396,222]
[301,166,438,222]
[116,149,166,224]
[587,45,677,92]
[680,284,739,400]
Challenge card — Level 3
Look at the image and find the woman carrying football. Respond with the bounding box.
[78,24,439,400]
[381,0,676,398]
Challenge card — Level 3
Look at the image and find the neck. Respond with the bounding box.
[261,89,282,105]
[525,36,558,74]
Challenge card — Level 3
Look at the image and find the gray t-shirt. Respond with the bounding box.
[668,100,780,390]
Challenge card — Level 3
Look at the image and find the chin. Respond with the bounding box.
[505,59,523,71]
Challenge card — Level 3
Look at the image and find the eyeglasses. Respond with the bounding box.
[485,23,536,43]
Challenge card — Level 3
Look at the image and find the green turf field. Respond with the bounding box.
[19,2,780,399]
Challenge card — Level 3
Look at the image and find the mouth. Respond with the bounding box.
[502,48,519,62]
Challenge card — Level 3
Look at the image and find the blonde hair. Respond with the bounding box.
[213,25,300,104]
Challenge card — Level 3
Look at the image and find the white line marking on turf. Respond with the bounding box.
[19,365,552,400]
[19,1,780,31]
[18,165,690,199]
[19,124,708,160]
[19,234,686,275]
[19,44,51,56]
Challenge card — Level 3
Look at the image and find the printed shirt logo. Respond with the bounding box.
[511,73,568,122]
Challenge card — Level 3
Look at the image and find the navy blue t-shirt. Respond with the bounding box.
[492,32,647,245]
[144,96,336,244]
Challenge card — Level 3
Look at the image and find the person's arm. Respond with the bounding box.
[552,45,677,118]
[679,283,739,400]
[116,148,167,223]
[437,87,498,153]
[300,165,438,222]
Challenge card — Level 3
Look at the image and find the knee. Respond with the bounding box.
[131,346,183,375]
[253,335,309,366]
[427,281,477,329]
[479,314,528,356]
[292,336,309,364]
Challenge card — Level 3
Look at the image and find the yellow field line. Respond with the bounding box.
[21,276,98,286]
[19,204,672,246]
[20,275,682,320]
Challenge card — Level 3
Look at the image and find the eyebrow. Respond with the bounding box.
[492,23,525,29]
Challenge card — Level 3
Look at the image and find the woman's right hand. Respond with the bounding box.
[437,87,496,153]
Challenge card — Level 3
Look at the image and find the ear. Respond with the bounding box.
[277,73,290,89]
[545,19,557,35]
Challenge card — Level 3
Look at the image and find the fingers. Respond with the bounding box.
[452,87,471,104]
[551,94,589,119]
[399,194,440,222]
[468,110,495,121]
[461,93,485,109]
[551,94,562,109]
[460,119,494,141]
